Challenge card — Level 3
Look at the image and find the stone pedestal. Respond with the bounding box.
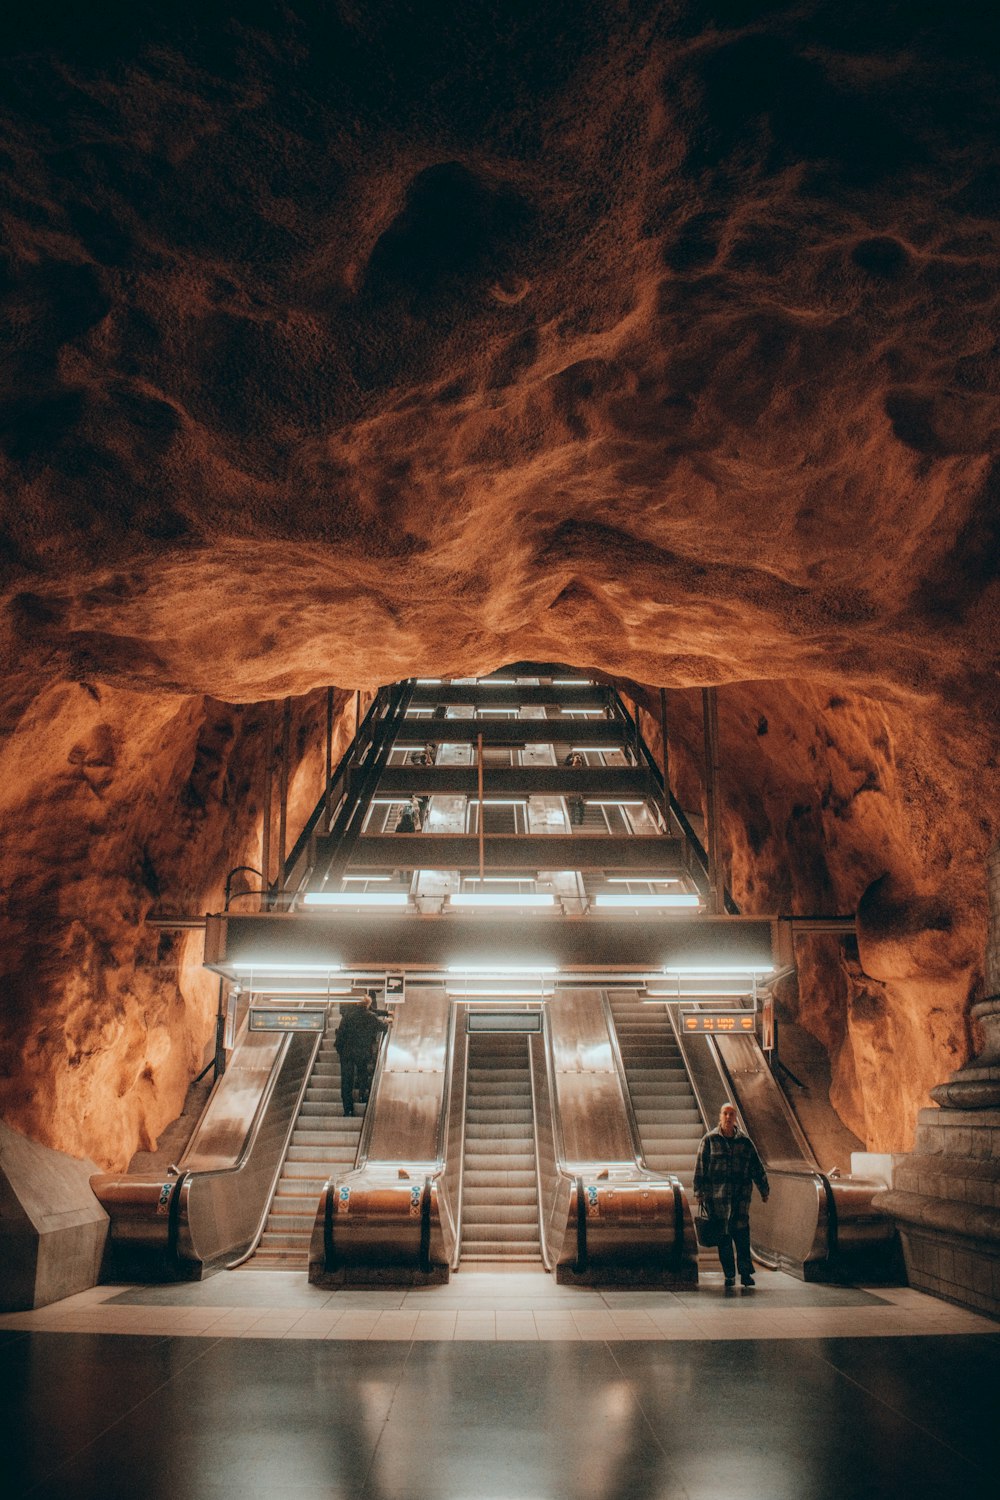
[0,1122,108,1311]
[873,840,1000,1319]
[874,1107,1000,1315]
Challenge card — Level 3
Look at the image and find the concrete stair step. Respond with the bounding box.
[463,1186,538,1206]
[463,1169,537,1189]
[259,1230,312,1250]
[270,1193,321,1213]
[264,1212,315,1234]
[461,1242,540,1258]
[467,1200,542,1224]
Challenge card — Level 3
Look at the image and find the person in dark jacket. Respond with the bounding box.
[334,993,391,1116]
[693,1102,769,1288]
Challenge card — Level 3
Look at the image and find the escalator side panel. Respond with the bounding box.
[547,990,636,1165]
[364,986,451,1164]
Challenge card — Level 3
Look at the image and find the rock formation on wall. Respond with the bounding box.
[0,3,997,1165]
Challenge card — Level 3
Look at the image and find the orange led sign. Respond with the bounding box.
[681,1012,755,1033]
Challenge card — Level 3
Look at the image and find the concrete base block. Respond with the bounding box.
[873,1105,1000,1321]
[0,1121,108,1311]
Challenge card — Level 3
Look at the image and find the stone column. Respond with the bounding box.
[931,838,1000,1108]
[873,840,1000,1316]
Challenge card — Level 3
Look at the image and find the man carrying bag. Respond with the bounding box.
[693,1102,769,1288]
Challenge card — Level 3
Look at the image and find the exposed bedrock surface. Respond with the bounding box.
[0,3,997,1164]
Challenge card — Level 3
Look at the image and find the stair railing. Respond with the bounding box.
[274,681,410,907]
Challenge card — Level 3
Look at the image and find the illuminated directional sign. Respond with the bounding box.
[681,1011,755,1034]
[249,1008,326,1032]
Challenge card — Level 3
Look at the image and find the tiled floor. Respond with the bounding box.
[1,1266,995,1341]
[1,1270,996,1499]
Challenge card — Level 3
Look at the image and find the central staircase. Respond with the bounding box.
[460,1033,542,1263]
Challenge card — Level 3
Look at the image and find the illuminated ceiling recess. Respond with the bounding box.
[208,671,778,989]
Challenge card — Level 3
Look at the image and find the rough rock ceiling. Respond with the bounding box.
[0,2,997,1166]
[1,1,998,702]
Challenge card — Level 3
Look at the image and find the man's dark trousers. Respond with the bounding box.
[717,1222,753,1281]
[340,1054,362,1114]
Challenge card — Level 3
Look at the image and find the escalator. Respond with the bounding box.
[250,1012,366,1267]
[607,992,703,1192]
[459,1033,541,1263]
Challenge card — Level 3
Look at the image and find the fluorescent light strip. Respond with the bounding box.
[232,962,342,974]
[594,893,701,908]
[302,892,410,908]
[605,877,680,885]
[663,963,775,975]
[446,985,555,998]
[552,679,593,686]
[570,746,614,753]
[447,964,559,974]
[646,987,753,998]
[449,893,554,908]
[257,985,355,996]
[415,678,442,683]
[585,800,646,808]
[342,874,392,881]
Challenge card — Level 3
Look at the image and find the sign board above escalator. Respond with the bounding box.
[680,1010,755,1034]
[249,1007,327,1032]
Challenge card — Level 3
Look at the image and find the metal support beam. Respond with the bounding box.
[322,833,686,874]
[366,766,654,798]
[659,688,670,833]
[388,717,626,746]
[702,687,724,915]
[277,696,292,901]
[260,704,274,910]
[324,687,334,829]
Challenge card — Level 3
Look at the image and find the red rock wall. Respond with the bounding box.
[633,680,989,1150]
[0,681,357,1168]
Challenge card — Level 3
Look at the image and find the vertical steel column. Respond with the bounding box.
[324,687,334,828]
[477,732,485,881]
[659,687,670,833]
[276,696,292,904]
[260,704,274,910]
[701,686,724,914]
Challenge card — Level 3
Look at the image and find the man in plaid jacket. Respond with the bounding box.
[694,1102,769,1288]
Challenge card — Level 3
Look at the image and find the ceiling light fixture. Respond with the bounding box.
[663,963,775,975]
[302,892,409,907]
[594,894,701,908]
[448,893,555,908]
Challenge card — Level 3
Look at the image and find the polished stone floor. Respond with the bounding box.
[1,1270,997,1499]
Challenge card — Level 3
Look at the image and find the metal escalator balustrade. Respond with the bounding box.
[251,1011,365,1267]
[460,1033,541,1262]
[606,992,704,1193]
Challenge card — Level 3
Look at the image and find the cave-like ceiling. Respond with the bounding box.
[0,0,998,707]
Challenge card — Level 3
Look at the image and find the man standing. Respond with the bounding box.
[693,1102,769,1288]
[334,992,391,1117]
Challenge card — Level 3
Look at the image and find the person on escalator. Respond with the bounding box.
[334,992,391,1117]
[693,1102,769,1289]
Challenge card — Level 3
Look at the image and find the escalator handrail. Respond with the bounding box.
[599,989,658,1176]
[278,681,410,902]
[178,1024,294,1175]
[220,1028,325,1267]
[707,1005,821,1170]
[527,1030,553,1273]
[168,1028,322,1270]
[437,1005,467,1270]
[352,1024,393,1171]
[667,1000,835,1259]
[609,687,738,911]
